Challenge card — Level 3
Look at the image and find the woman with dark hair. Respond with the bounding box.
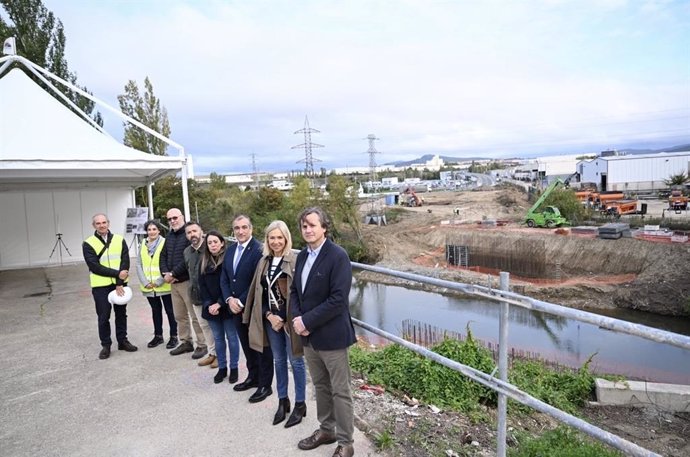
[136,220,178,349]
[199,230,240,384]
[245,220,306,427]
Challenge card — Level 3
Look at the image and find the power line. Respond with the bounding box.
[251,151,259,190]
[292,115,323,177]
[364,133,381,184]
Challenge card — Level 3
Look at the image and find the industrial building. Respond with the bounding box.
[577,151,690,192]
[511,154,580,181]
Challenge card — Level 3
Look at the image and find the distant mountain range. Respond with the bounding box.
[618,144,690,155]
[383,144,690,166]
[383,154,489,167]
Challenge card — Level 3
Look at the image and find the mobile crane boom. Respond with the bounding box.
[524,179,569,228]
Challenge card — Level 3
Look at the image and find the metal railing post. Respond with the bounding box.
[349,263,675,455]
[497,272,510,457]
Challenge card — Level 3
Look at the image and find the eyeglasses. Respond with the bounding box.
[167,216,179,222]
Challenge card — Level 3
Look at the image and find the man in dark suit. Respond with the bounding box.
[220,214,274,403]
[291,207,356,457]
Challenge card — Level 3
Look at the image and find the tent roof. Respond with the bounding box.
[0,67,185,190]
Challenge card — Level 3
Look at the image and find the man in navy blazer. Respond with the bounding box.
[220,215,274,403]
[291,207,356,457]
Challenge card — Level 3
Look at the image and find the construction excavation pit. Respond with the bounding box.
[361,188,690,317]
[444,231,642,283]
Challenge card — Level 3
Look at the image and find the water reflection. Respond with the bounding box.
[350,279,690,384]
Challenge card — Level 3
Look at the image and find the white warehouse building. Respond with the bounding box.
[577,151,690,192]
[512,154,580,181]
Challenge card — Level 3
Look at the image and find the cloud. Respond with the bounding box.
[38,0,690,173]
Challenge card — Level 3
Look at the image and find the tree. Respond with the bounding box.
[117,77,171,155]
[208,172,229,191]
[147,176,184,221]
[0,0,102,125]
[322,175,362,243]
[664,172,689,188]
[543,188,587,223]
[117,77,172,207]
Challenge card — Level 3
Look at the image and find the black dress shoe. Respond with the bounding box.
[229,368,239,384]
[118,339,138,352]
[233,378,258,392]
[169,341,193,356]
[248,386,273,403]
[191,346,208,360]
[99,345,111,360]
[147,335,164,348]
[273,398,291,425]
[165,336,179,349]
[285,401,307,428]
[214,368,227,384]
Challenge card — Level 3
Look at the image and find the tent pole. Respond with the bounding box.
[0,58,14,77]
[180,148,191,221]
[13,55,184,151]
[147,182,154,219]
[17,56,109,136]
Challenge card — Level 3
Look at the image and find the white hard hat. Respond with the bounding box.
[108,286,133,305]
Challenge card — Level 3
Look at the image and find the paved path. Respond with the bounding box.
[0,264,376,457]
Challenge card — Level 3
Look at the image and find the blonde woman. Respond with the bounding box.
[245,220,306,427]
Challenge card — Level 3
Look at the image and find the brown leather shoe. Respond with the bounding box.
[198,354,216,367]
[298,429,336,450]
[332,444,354,457]
[210,357,218,369]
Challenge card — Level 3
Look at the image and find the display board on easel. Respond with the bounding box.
[125,207,148,250]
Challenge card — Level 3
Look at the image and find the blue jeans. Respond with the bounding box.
[264,320,306,402]
[207,318,239,370]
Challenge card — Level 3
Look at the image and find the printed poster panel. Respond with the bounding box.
[125,208,148,234]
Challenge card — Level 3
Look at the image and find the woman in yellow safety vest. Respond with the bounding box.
[136,220,178,349]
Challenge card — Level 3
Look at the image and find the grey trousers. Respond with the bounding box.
[303,345,354,446]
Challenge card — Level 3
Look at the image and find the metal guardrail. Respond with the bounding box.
[352,262,690,351]
[350,261,689,457]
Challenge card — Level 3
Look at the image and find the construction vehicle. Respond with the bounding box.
[524,179,569,228]
[400,187,423,207]
[573,190,625,209]
[575,190,596,207]
[668,189,688,210]
[596,191,625,209]
[601,200,647,217]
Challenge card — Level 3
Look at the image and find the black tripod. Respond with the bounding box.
[49,233,72,266]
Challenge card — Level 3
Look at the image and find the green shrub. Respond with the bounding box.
[510,425,622,457]
[352,338,596,415]
[510,356,595,414]
[351,333,496,412]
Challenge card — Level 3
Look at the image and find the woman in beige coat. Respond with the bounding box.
[244,220,306,427]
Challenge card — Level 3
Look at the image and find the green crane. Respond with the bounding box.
[524,179,569,228]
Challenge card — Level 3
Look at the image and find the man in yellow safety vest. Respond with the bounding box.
[82,213,138,360]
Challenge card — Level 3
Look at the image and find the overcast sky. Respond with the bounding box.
[37,0,690,175]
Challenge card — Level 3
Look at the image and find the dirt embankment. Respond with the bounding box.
[361,188,690,316]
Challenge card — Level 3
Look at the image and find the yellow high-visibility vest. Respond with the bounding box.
[139,238,171,293]
[85,234,124,288]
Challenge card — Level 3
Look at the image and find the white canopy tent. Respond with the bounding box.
[0,55,191,269]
